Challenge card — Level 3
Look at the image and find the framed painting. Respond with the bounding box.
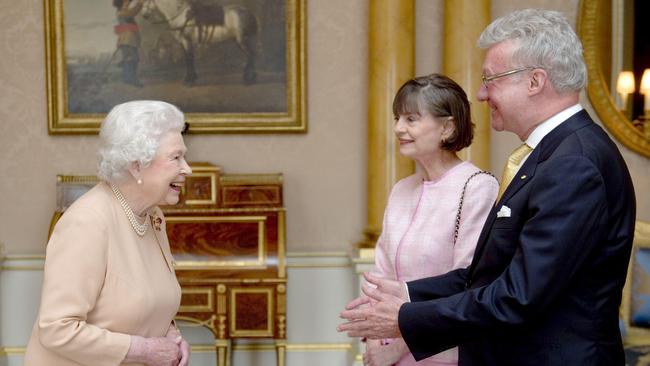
[44,0,306,134]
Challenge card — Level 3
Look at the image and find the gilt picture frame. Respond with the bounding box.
[44,0,306,134]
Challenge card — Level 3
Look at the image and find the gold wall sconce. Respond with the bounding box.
[617,69,650,137]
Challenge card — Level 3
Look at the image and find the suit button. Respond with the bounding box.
[465,280,471,288]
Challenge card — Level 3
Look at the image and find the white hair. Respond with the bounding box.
[97,100,185,183]
[477,8,587,93]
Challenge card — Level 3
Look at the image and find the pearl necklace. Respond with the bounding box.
[110,183,149,236]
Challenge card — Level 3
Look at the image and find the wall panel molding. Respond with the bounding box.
[0,253,359,366]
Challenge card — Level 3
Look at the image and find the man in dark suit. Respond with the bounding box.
[338,9,636,366]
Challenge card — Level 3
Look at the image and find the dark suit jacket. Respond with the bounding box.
[398,110,636,366]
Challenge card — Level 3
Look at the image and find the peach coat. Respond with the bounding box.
[24,182,181,366]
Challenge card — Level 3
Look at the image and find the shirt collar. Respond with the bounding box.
[525,104,583,149]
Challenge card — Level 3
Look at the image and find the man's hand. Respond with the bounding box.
[343,273,408,311]
[337,280,406,339]
[364,272,408,300]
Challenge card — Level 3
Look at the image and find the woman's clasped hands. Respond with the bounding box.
[124,324,190,366]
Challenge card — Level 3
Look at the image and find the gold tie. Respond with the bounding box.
[497,143,532,201]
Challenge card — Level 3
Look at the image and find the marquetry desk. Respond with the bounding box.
[161,163,287,366]
[51,162,287,366]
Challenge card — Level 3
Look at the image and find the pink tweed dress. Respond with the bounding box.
[371,161,499,366]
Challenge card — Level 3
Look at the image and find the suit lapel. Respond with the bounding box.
[466,153,538,278]
[467,110,594,279]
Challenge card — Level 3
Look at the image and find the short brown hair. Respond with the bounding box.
[392,73,474,152]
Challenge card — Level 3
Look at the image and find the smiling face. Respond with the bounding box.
[477,40,532,137]
[394,110,450,161]
[138,131,192,207]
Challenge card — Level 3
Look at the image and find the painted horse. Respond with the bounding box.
[142,0,258,85]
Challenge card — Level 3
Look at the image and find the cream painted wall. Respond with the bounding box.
[0,0,368,255]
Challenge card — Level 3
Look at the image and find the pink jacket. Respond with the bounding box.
[371,162,498,366]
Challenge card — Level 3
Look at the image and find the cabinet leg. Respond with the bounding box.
[275,340,286,366]
[215,339,231,366]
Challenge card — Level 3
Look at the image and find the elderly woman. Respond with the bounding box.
[362,74,498,366]
[25,101,192,366]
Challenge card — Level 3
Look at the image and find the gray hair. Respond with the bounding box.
[477,9,586,92]
[97,100,185,183]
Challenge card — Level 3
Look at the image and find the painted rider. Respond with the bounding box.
[113,0,145,87]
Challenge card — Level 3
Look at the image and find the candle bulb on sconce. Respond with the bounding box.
[640,69,650,118]
[616,71,635,111]
[641,69,650,138]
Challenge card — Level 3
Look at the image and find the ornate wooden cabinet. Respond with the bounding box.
[51,163,287,366]
[161,163,287,366]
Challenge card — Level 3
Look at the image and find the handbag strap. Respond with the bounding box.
[453,170,496,246]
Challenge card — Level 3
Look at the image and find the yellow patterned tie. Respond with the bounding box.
[497,143,533,201]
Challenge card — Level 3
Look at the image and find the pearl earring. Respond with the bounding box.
[137,179,143,185]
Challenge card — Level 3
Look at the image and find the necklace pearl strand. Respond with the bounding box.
[110,183,149,236]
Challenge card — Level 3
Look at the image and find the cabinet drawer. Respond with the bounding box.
[222,186,281,206]
[229,287,274,337]
[179,286,215,313]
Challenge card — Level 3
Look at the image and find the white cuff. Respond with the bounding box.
[403,282,411,302]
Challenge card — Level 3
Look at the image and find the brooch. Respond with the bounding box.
[151,214,163,231]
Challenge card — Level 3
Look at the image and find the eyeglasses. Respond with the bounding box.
[481,67,535,87]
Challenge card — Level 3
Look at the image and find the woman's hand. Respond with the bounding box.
[165,323,190,366]
[124,335,181,366]
[363,338,408,366]
[177,338,190,366]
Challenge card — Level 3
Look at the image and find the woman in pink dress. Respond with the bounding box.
[364,74,498,366]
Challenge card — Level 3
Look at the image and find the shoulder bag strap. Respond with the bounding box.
[453,170,497,246]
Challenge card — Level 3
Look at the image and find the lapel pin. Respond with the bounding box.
[520,175,527,180]
[151,215,163,231]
